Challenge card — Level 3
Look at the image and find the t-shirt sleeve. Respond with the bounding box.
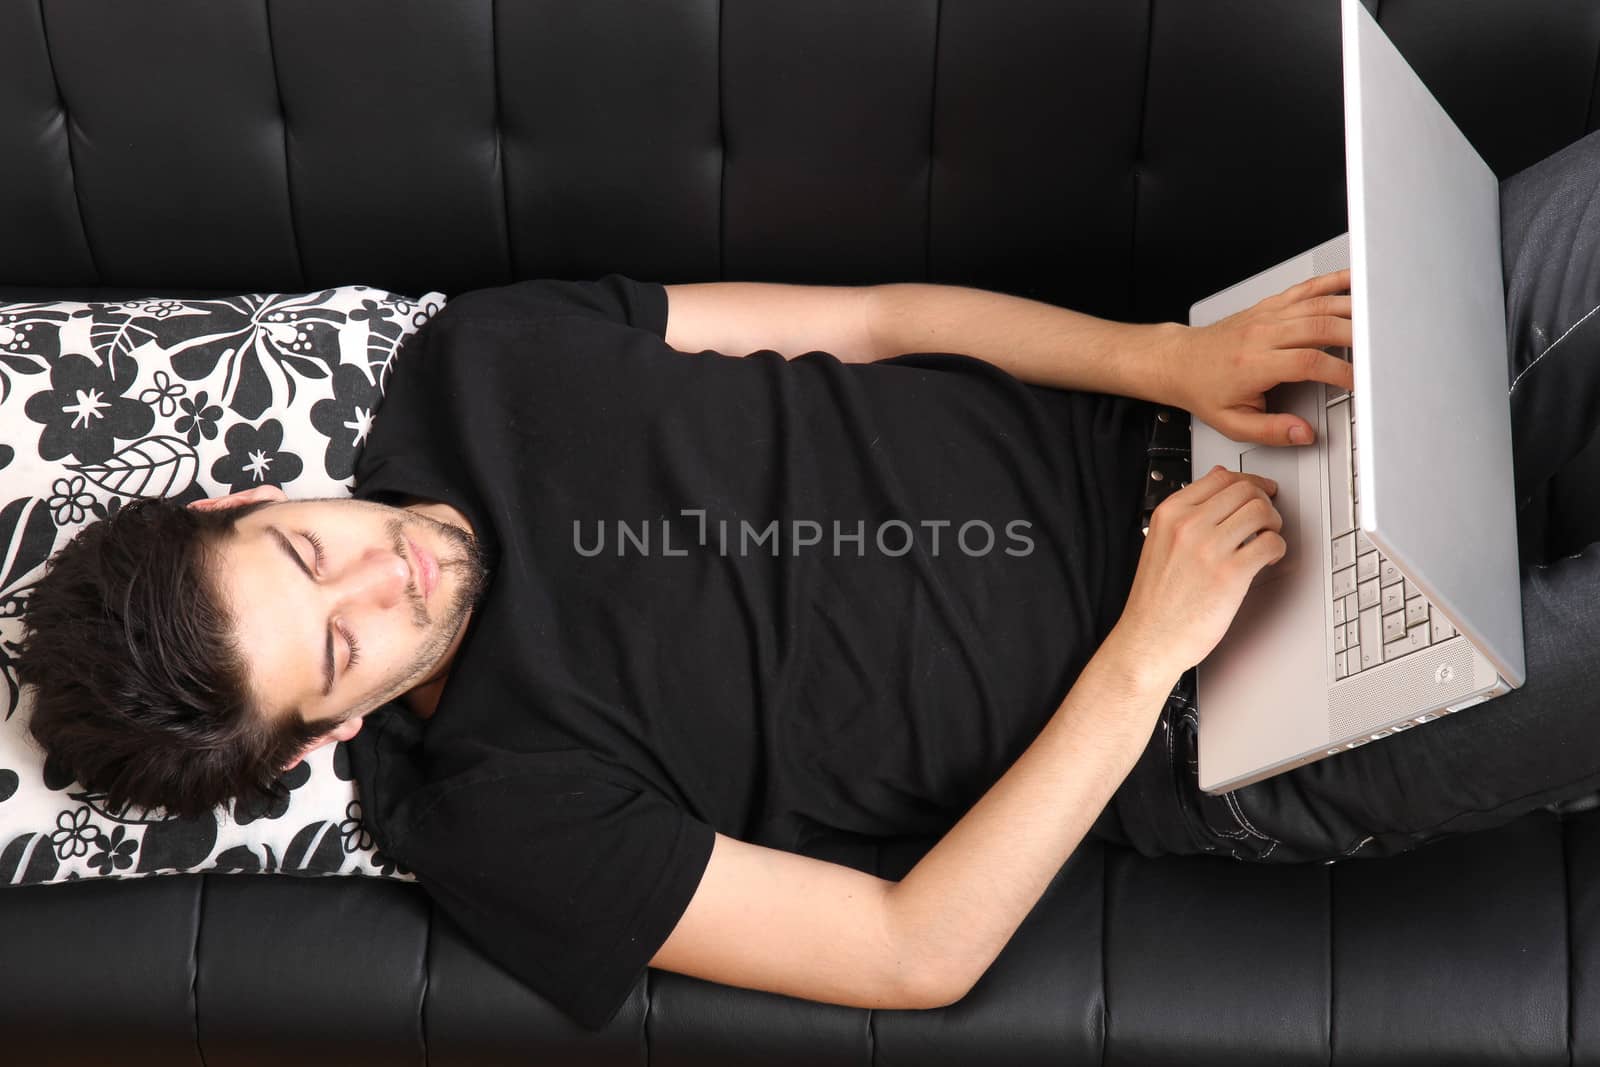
[441,273,668,338]
[394,769,716,1031]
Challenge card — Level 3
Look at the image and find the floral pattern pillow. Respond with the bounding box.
[0,286,445,885]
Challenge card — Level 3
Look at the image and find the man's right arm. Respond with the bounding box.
[647,625,1179,1012]
[884,624,1181,1005]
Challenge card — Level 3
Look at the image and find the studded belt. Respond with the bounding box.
[1141,406,1192,537]
[1138,404,1201,710]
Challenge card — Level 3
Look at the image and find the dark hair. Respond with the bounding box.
[14,496,340,820]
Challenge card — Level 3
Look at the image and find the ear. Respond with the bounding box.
[189,484,287,512]
[280,715,363,773]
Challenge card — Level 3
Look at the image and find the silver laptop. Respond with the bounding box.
[1187,0,1526,795]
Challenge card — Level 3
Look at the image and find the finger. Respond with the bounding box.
[1220,491,1283,551]
[1274,314,1353,350]
[1260,268,1351,311]
[1187,465,1279,503]
[1200,477,1278,529]
[1242,529,1288,569]
[1286,268,1351,302]
[1290,294,1352,320]
[1216,405,1318,449]
[1263,347,1355,394]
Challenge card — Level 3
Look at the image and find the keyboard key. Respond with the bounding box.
[1326,399,1353,537]
[1405,596,1428,629]
[1345,620,1358,650]
[1357,551,1379,582]
[1356,529,1374,556]
[1358,576,1380,611]
[1405,623,1430,653]
[1430,609,1457,643]
[1328,347,1352,401]
[1381,583,1404,614]
[1344,593,1359,622]
[1384,634,1413,661]
[1404,578,1419,601]
[1360,605,1382,669]
[1334,596,1346,626]
[1380,559,1402,587]
[1334,625,1347,652]
[1332,565,1357,600]
[1331,531,1356,571]
[1382,609,1406,643]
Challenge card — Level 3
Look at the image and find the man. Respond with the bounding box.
[14,269,1385,1028]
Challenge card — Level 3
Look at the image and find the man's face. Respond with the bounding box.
[212,496,489,734]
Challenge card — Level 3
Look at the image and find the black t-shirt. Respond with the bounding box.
[345,274,1150,1030]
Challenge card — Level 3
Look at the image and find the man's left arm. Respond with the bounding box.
[664,280,1178,403]
[664,277,1353,447]
[870,283,1180,402]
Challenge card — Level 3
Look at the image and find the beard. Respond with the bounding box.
[419,512,491,622]
[358,510,491,709]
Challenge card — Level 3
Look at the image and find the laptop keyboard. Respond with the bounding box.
[1325,348,1458,681]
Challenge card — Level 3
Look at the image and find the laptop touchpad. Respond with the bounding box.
[1239,446,1302,588]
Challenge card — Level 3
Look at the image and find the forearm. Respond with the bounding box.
[869,282,1183,402]
[884,625,1181,1005]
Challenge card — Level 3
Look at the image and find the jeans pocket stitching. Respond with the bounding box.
[1224,791,1280,859]
[1177,709,1252,842]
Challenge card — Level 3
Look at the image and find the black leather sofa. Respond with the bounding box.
[5,1,1600,1062]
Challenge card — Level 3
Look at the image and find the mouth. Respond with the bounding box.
[404,535,437,600]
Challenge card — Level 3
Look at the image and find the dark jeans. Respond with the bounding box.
[1087,397,1600,864]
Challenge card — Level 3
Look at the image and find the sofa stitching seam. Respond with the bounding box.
[36,0,100,282]
[261,0,306,288]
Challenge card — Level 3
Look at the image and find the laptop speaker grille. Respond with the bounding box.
[1312,234,1351,276]
[1328,636,1477,740]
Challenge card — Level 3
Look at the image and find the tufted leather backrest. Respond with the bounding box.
[6,0,1600,320]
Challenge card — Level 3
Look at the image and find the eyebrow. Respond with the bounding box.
[266,524,337,698]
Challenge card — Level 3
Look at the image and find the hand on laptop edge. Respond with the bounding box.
[1167,269,1354,449]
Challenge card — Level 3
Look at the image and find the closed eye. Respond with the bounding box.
[266,524,347,697]
[338,622,362,670]
[304,530,328,572]
[304,532,360,674]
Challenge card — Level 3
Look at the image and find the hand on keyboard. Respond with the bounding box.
[1111,465,1286,677]
[1165,268,1354,448]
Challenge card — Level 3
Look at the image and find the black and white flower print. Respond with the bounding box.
[0,307,66,404]
[0,285,445,886]
[174,390,222,445]
[339,800,373,854]
[69,437,198,502]
[50,806,100,860]
[88,825,136,874]
[138,370,186,417]
[165,291,346,420]
[124,299,185,321]
[231,760,312,826]
[0,496,58,718]
[310,363,382,480]
[370,849,408,877]
[46,476,95,526]
[25,351,155,464]
[211,419,302,492]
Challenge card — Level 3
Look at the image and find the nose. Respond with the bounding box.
[325,547,411,612]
